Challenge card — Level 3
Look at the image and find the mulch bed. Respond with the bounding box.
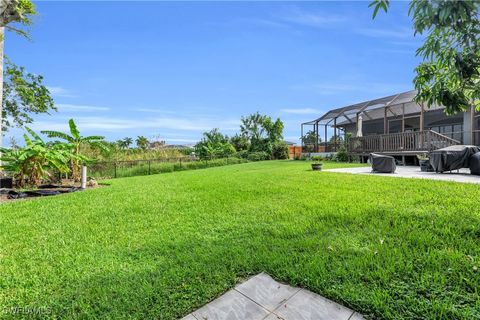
[0,183,105,203]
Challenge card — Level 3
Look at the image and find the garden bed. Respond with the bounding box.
[0,182,105,202]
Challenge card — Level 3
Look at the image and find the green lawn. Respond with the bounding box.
[1,161,479,319]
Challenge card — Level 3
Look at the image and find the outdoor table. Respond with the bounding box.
[429,145,480,173]
[470,152,480,175]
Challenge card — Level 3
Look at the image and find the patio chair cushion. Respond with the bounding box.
[370,153,396,173]
[470,152,480,175]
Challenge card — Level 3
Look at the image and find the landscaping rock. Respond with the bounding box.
[87,178,98,187]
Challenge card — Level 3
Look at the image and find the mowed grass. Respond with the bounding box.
[1,161,480,319]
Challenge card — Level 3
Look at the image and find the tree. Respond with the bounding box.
[229,133,250,151]
[370,0,480,114]
[329,135,344,150]
[301,130,321,153]
[240,112,284,155]
[117,137,133,149]
[135,136,149,150]
[195,128,235,159]
[3,59,54,130]
[41,119,108,180]
[0,0,37,147]
[272,141,289,160]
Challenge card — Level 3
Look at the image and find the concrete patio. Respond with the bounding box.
[326,166,480,184]
[181,273,362,320]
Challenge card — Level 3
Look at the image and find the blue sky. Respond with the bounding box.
[6,1,422,145]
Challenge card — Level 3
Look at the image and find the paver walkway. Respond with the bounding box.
[326,166,480,184]
[181,273,362,320]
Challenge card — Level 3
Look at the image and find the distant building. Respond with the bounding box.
[163,144,193,150]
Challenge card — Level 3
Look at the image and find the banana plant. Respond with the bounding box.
[0,127,84,187]
[41,119,108,180]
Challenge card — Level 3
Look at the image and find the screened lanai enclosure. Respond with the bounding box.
[301,90,480,160]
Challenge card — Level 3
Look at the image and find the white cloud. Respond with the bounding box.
[47,86,77,98]
[277,6,347,27]
[28,115,239,133]
[56,104,110,112]
[291,81,411,97]
[291,83,358,95]
[136,108,175,114]
[377,48,416,55]
[280,108,320,115]
[389,40,422,47]
[239,18,293,30]
[355,27,414,39]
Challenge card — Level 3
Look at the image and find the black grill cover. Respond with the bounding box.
[370,153,396,173]
[429,145,480,173]
[470,152,480,175]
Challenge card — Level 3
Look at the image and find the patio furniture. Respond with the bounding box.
[419,159,434,172]
[370,153,396,173]
[429,145,480,173]
[470,152,480,176]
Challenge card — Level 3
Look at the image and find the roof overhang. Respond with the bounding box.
[302,90,445,127]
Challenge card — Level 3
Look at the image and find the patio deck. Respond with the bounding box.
[326,166,480,184]
[182,273,362,320]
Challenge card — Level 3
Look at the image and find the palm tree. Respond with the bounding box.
[135,136,149,150]
[42,119,108,180]
[121,137,133,149]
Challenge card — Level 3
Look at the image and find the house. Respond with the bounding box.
[301,90,479,163]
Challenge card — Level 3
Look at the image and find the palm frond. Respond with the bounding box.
[25,127,43,142]
[83,135,105,141]
[41,130,74,142]
[68,119,80,139]
[89,141,110,153]
[23,133,33,147]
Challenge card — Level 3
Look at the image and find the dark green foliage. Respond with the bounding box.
[329,135,344,150]
[301,130,319,153]
[234,150,249,159]
[240,112,285,157]
[2,59,55,131]
[272,141,289,160]
[370,0,480,114]
[135,136,150,150]
[229,133,250,151]
[246,151,269,161]
[334,145,349,162]
[194,128,236,159]
[0,127,85,187]
[117,137,133,149]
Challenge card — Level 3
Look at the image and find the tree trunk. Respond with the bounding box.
[0,27,4,164]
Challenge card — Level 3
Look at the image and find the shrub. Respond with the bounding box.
[296,154,309,161]
[247,151,269,162]
[334,146,349,162]
[272,142,289,160]
[234,150,249,159]
[0,127,80,187]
